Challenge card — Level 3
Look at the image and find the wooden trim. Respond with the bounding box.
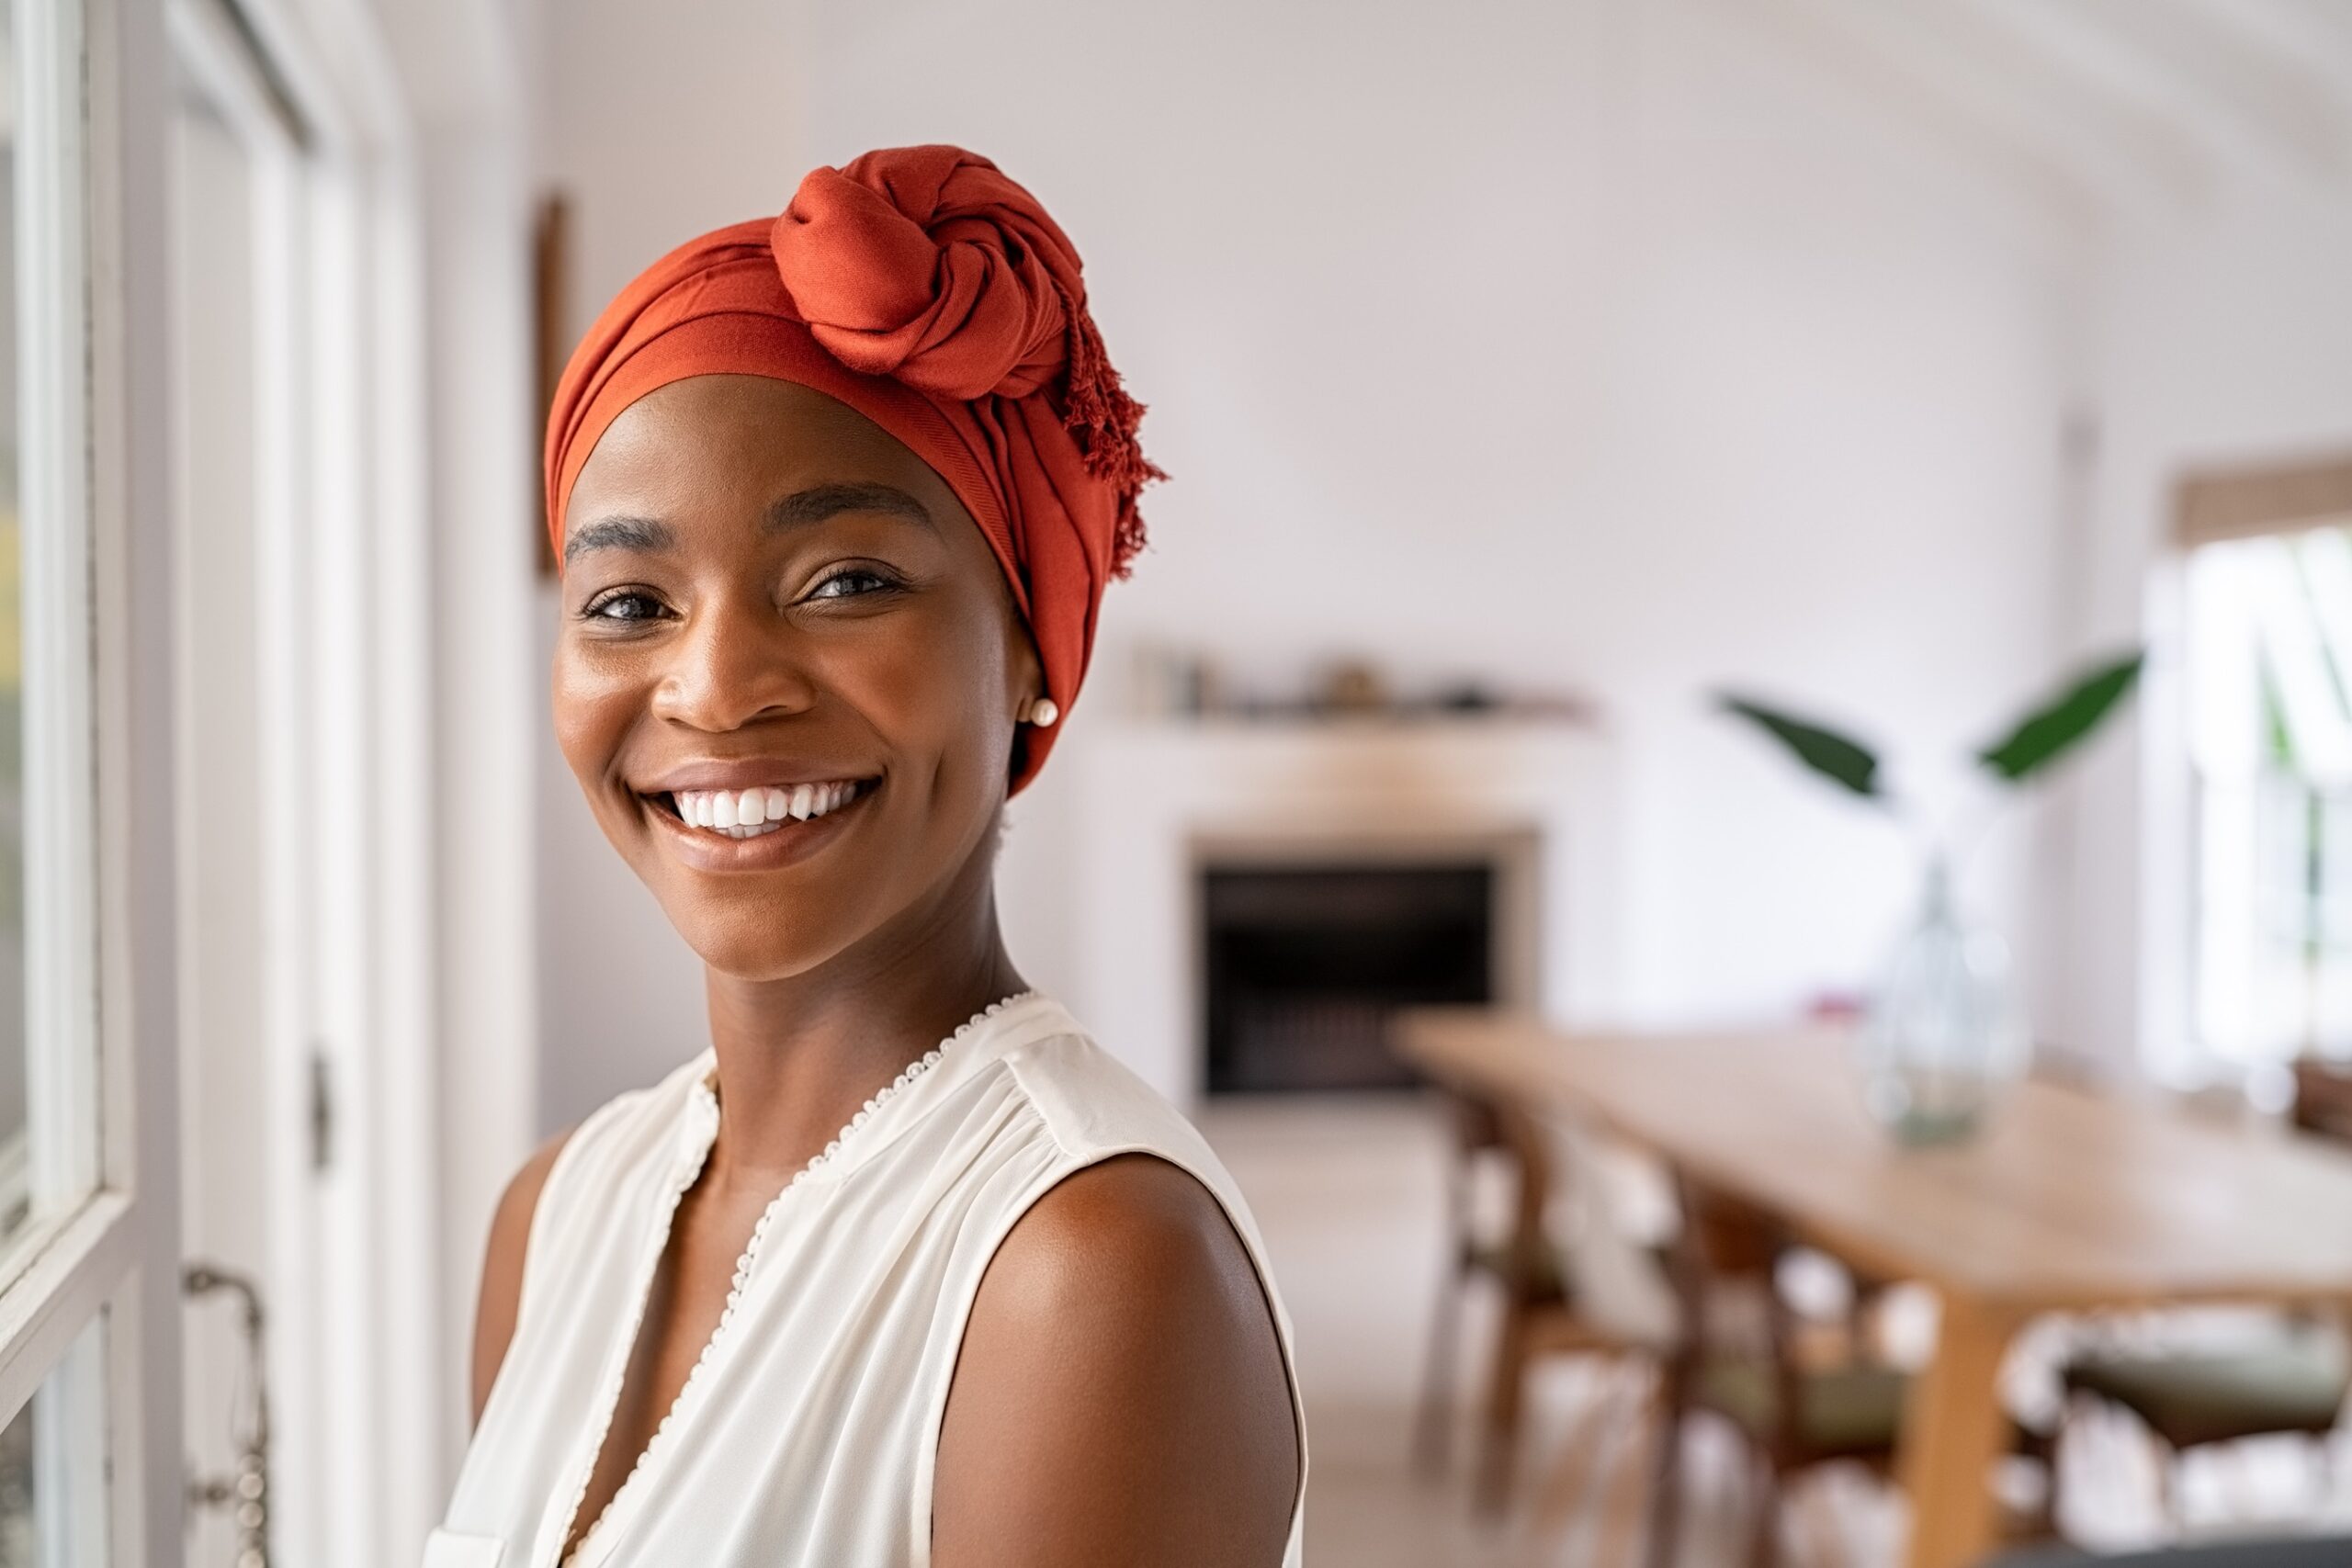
[2175,450,2352,548]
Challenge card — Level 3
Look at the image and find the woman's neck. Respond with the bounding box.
[698,861,1024,1192]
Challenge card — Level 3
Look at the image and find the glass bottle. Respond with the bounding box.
[1858,857,2030,1145]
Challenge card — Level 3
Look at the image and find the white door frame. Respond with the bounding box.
[85,0,185,1556]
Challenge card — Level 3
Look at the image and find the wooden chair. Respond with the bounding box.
[2044,1059,2352,1531]
[1414,1089,1659,1510]
[2292,1056,2352,1143]
[1648,1179,1908,1568]
[1411,1090,1543,1485]
[2057,1326,2346,1490]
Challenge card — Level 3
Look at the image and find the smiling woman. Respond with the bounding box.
[427,148,1305,1568]
[552,376,1035,978]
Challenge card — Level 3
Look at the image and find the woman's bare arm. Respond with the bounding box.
[933,1154,1299,1567]
[469,1130,573,1426]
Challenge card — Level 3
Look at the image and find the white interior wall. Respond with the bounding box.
[2063,188,2352,1080]
[373,0,545,1505]
[530,0,2101,1125]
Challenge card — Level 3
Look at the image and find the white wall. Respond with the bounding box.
[376,0,546,1504]
[2057,188,2352,1079]
[532,0,2101,1122]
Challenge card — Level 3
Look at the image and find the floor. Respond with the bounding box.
[1198,1093,2352,1568]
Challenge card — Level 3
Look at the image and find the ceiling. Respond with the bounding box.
[1745,0,2352,217]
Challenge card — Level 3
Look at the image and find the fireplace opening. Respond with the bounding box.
[1201,861,1498,1094]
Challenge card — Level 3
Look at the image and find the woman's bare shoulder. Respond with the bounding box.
[933,1153,1298,1568]
[469,1128,574,1427]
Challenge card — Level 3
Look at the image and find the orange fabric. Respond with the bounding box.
[546,145,1158,790]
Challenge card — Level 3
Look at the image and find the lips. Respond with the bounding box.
[633,773,876,874]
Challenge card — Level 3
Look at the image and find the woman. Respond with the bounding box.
[426,146,1305,1567]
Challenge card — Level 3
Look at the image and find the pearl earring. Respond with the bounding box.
[1025,696,1059,728]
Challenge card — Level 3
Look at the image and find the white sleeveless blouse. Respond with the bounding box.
[425,994,1307,1568]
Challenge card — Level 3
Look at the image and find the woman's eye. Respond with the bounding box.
[807,568,898,601]
[582,590,668,624]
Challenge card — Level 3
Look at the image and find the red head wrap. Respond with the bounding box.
[546,144,1159,790]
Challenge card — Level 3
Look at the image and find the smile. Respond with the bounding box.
[656,780,869,840]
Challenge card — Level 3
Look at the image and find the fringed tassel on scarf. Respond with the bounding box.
[1061,301,1166,577]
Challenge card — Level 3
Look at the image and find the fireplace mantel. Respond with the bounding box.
[1060,717,1621,1108]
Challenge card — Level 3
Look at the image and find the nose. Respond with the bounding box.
[649,590,817,732]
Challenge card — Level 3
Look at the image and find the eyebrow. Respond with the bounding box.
[767,482,936,535]
[563,514,674,565]
[563,482,934,565]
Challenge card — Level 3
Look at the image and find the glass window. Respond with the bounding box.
[0,1315,112,1568]
[0,1385,30,1568]
[0,0,164,1553]
[2187,525,2352,1066]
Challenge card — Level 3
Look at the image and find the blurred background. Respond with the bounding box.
[6,0,2350,1564]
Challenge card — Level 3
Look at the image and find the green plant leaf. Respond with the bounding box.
[1975,649,2145,784]
[1715,694,1882,799]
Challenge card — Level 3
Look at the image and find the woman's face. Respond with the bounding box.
[553,374,1037,980]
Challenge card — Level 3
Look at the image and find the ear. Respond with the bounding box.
[1001,606,1045,719]
[1000,609,1047,781]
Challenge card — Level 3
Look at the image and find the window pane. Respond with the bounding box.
[2188,528,2352,1067]
[0,1390,29,1568]
[0,0,30,1248]
[0,1315,112,1568]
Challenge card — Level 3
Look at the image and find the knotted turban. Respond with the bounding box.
[546,144,1159,790]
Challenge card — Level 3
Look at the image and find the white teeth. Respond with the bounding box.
[667,781,863,837]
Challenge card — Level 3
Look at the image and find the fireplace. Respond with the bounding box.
[1047,720,1610,1107]
[1200,857,1507,1094]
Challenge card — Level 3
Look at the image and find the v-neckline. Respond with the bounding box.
[543,992,1038,1568]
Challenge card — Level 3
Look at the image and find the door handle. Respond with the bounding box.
[184,1261,271,1568]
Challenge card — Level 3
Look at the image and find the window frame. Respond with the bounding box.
[0,0,187,1559]
[2155,450,2352,1086]
[2181,525,2352,1067]
[0,0,501,1558]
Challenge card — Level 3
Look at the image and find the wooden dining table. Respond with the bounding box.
[1393,1009,2352,1568]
